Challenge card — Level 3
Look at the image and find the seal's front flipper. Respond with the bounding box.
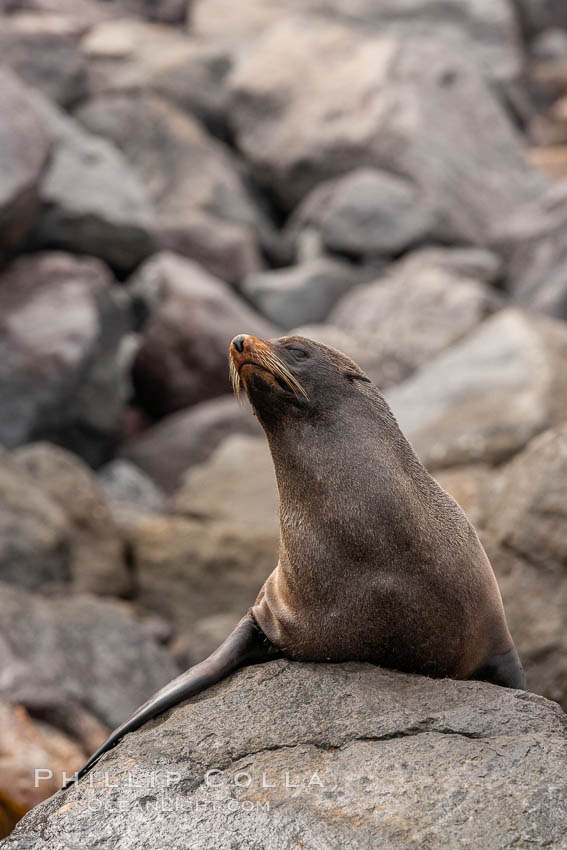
[62,614,281,790]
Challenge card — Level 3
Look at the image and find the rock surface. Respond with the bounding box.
[387,308,567,468]
[26,88,154,274]
[172,434,278,531]
[242,258,365,329]
[81,18,232,133]
[0,582,179,733]
[128,435,278,660]
[121,395,262,492]
[328,249,499,388]
[228,17,544,239]
[0,252,131,463]
[77,93,263,284]
[0,13,87,106]
[13,443,131,597]
[97,459,166,518]
[287,167,436,260]
[5,661,567,849]
[193,0,522,87]
[481,424,567,708]
[0,452,70,592]
[129,252,276,417]
[0,69,51,260]
[0,699,86,839]
[121,432,274,655]
[495,178,567,320]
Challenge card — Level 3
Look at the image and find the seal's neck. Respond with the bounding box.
[263,394,436,572]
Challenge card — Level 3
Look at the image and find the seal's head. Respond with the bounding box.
[229,333,372,429]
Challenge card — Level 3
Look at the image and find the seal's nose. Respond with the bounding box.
[232,334,247,353]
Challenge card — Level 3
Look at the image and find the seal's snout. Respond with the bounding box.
[232,334,247,354]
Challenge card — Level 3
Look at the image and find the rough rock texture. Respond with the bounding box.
[477,425,567,708]
[121,395,262,492]
[97,459,166,518]
[396,245,503,284]
[0,69,51,260]
[0,13,87,106]
[516,0,567,35]
[124,434,276,660]
[328,250,499,388]
[495,178,567,320]
[25,88,154,274]
[242,258,365,329]
[81,18,232,133]
[0,582,179,733]
[0,699,86,839]
[127,515,277,662]
[0,252,131,463]
[286,168,436,260]
[227,17,544,236]
[0,452,70,591]
[13,443,132,598]
[128,435,278,660]
[77,93,263,284]
[387,308,567,469]
[122,0,189,23]
[486,423,567,574]
[193,0,522,87]
[6,661,567,849]
[172,435,278,531]
[129,252,276,417]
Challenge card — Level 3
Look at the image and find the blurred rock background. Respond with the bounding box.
[1,0,567,836]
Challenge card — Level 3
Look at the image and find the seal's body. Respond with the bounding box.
[65,334,523,788]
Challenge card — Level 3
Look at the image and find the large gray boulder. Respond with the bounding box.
[97,459,167,520]
[0,252,131,464]
[13,443,132,598]
[227,17,544,239]
[128,435,278,662]
[494,178,567,320]
[0,583,179,734]
[387,308,567,469]
[120,395,262,492]
[6,661,567,849]
[81,18,232,133]
[432,437,567,711]
[0,13,87,106]
[172,434,278,532]
[480,424,567,709]
[129,252,276,417]
[77,93,263,285]
[192,0,522,87]
[25,87,154,274]
[0,68,51,260]
[0,451,70,592]
[326,248,500,388]
[486,423,567,575]
[286,167,436,260]
[242,258,365,329]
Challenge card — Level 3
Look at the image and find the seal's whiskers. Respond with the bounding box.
[229,347,308,401]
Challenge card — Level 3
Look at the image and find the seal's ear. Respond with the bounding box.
[345,370,371,383]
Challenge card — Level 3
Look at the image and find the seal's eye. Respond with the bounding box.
[345,370,371,383]
[288,347,308,360]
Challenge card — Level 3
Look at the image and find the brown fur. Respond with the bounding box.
[232,333,517,680]
[64,331,524,789]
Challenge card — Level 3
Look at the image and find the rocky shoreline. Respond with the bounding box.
[1,0,567,843]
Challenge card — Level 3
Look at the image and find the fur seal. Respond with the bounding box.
[64,333,524,788]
